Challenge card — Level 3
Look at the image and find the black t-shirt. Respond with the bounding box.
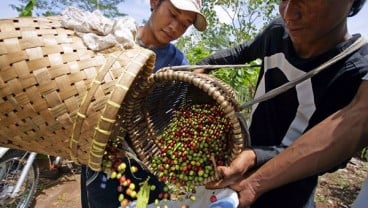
[199,18,368,207]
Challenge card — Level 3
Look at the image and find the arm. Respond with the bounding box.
[196,24,273,73]
[197,42,259,66]
[197,18,285,67]
[193,41,261,74]
[235,80,368,206]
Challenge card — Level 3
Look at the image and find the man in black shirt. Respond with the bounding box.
[201,0,368,207]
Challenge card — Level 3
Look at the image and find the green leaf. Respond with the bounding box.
[19,0,34,17]
[136,177,151,208]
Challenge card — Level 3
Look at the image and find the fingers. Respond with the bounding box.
[205,150,257,190]
[205,172,259,207]
[205,166,229,189]
[206,165,244,189]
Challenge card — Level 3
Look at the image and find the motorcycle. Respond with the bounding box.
[0,147,39,208]
[0,146,76,208]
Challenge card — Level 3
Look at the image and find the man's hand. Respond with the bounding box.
[230,174,263,207]
[205,149,259,207]
[205,149,256,189]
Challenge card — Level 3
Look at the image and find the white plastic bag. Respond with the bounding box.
[61,7,138,51]
[127,186,239,208]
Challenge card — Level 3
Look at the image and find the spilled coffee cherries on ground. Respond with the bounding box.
[101,104,232,208]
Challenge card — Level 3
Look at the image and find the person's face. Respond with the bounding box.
[279,0,353,44]
[149,0,196,45]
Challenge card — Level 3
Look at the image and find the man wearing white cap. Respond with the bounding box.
[136,0,206,72]
[80,0,207,207]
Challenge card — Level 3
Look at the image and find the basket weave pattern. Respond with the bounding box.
[0,16,155,170]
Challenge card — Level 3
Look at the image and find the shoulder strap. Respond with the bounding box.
[239,36,368,111]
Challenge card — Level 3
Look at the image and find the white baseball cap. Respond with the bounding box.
[169,0,207,31]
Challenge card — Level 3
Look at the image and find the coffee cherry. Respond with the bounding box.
[210,195,217,203]
[130,165,138,173]
[120,199,129,208]
[128,183,135,190]
[118,193,124,202]
[190,195,196,201]
[117,162,127,172]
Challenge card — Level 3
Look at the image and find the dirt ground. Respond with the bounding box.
[315,157,368,208]
[31,157,368,208]
[32,170,81,208]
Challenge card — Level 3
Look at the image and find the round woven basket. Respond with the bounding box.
[0,16,155,171]
[121,69,249,185]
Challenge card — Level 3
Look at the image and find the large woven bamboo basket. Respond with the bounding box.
[0,16,155,171]
[121,69,249,185]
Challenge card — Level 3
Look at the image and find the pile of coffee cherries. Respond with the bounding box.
[150,104,232,192]
[100,103,231,207]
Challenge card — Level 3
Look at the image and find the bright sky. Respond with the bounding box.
[0,0,367,37]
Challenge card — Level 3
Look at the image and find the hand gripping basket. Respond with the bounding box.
[0,16,155,171]
[121,69,249,185]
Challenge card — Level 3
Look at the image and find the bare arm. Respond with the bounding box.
[240,80,368,205]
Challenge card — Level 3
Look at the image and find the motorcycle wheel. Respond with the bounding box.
[0,150,39,208]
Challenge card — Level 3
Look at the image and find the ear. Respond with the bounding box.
[150,0,161,10]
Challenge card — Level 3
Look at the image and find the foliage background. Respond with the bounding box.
[176,0,278,106]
